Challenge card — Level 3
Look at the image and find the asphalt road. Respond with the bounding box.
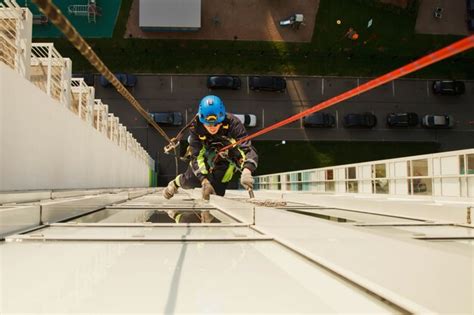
[93,75,474,183]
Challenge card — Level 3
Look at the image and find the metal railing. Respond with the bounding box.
[254,149,474,200]
[0,0,28,74]
[0,2,19,70]
[71,77,94,123]
[0,1,152,168]
[30,43,71,106]
[93,99,108,135]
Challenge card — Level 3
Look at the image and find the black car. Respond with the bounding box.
[432,80,465,95]
[249,76,286,92]
[99,73,137,88]
[468,0,474,14]
[303,113,336,128]
[343,112,377,128]
[386,112,419,127]
[467,0,474,29]
[207,76,241,90]
[151,112,183,126]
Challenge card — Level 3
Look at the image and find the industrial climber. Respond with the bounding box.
[163,95,258,201]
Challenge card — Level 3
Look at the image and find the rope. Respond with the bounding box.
[31,0,172,143]
[218,35,474,153]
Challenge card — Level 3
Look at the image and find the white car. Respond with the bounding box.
[232,113,257,128]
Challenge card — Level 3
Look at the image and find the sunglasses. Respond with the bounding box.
[204,115,221,126]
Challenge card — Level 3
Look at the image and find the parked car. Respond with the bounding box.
[421,114,454,129]
[432,80,465,95]
[207,75,241,90]
[151,112,183,126]
[465,0,474,29]
[343,112,377,128]
[72,73,94,86]
[232,113,257,128]
[468,18,474,31]
[99,73,137,88]
[279,14,304,27]
[249,76,286,92]
[468,0,474,14]
[386,112,419,127]
[303,113,336,128]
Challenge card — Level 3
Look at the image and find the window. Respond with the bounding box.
[346,167,358,193]
[467,154,474,175]
[372,164,389,194]
[346,167,356,179]
[374,164,386,178]
[411,159,428,177]
[325,169,334,180]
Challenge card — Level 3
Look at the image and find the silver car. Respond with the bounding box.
[421,114,454,129]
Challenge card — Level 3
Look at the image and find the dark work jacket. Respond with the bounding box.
[188,114,258,182]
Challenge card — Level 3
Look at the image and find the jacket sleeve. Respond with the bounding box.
[229,118,258,173]
[188,128,208,182]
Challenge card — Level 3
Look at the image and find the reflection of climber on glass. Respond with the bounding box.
[166,210,217,224]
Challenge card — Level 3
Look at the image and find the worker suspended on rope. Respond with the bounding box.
[163,95,258,201]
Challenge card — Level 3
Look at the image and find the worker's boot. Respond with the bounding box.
[163,180,179,199]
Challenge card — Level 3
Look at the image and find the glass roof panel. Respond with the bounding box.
[22,226,262,240]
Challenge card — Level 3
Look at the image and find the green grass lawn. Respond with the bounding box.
[47,0,473,77]
[252,141,440,175]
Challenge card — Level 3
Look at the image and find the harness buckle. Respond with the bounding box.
[164,138,179,154]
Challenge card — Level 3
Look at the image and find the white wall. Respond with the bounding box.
[0,64,150,191]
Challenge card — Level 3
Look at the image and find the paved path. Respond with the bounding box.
[126,0,319,42]
[93,75,474,183]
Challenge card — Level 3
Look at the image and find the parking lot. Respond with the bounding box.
[93,74,474,181]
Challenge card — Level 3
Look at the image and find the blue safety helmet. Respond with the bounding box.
[198,95,226,125]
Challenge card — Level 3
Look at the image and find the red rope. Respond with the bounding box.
[220,35,474,153]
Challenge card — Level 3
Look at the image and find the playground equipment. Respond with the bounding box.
[68,0,101,23]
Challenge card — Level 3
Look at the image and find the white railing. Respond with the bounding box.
[93,99,108,135]
[0,0,31,78]
[1,1,153,175]
[107,114,119,144]
[30,43,72,106]
[71,78,94,123]
[118,123,127,149]
[254,149,474,200]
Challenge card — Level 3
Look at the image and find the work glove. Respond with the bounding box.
[240,168,254,190]
[201,178,216,201]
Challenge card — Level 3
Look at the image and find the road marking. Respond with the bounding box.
[357,78,360,87]
[392,81,395,96]
[321,78,325,95]
[170,76,173,93]
[262,108,265,128]
[247,76,249,94]
[336,110,339,128]
[426,80,430,96]
[185,109,188,124]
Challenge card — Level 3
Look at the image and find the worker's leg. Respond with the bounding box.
[163,166,201,199]
[207,166,232,197]
[177,166,202,189]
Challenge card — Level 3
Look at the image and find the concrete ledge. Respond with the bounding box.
[0,190,52,205]
[0,205,40,238]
